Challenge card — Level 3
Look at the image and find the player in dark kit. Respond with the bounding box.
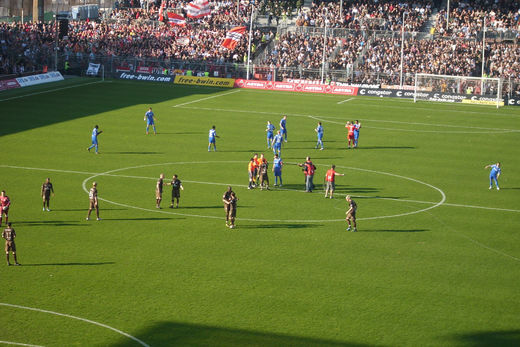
[86,182,100,221]
[227,192,238,229]
[3,222,20,266]
[41,178,54,211]
[222,186,234,228]
[156,174,165,208]
[168,175,184,208]
[346,195,357,232]
[258,158,270,190]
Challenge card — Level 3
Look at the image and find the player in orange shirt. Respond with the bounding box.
[345,121,355,149]
[324,165,345,199]
[248,158,256,189]
[255,154,264,185]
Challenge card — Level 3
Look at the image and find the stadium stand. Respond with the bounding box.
[0,0,519,94]
[434,0,520,38]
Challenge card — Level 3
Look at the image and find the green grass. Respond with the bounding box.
[0,78,519,346]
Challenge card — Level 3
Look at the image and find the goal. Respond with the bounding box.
[414,73,503,108]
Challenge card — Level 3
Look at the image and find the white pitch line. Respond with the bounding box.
[0,341,44,347]
[2,164,519,214]
[352,100,520,118]
[0,303,150,347]
[426,213,520,263]
[0,81,104,102]
[337,98,354,104]
[79,161,446,222]
[177,106,520,134]
[3,163,519,214]
[172,89,241,108]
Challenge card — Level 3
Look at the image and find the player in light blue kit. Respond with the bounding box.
[144,107,157,135]
[315,121,324,150]
[272,130,283,156]
[485,162,501,190]
[353,120,361,148]
[208,125,219,151]
[87,125,103,154]
[272,153,283,186]
[266,121,275,149]
[279,115,287,142]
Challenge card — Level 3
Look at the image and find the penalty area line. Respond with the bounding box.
[0,80,104,102]
[172,89,241,108]
[337,98,354,104]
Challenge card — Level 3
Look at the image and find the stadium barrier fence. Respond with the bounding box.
[54,53,520,105]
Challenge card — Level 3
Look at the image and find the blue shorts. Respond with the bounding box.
[317,134,323,140]
[147,121,155,126]
[91,137,98,145]
[274,169,281,176]
[354,132,359,140]
[267,133,274,139]
[280,129,286,135]
[209,138,215,144]
[274,144,281,150]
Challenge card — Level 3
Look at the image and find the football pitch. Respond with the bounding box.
[1,77,519,346]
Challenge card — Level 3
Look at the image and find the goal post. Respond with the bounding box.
[414,73,503,108]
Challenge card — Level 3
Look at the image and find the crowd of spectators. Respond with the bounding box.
[260,32,338,69]
[0,22,55,75]
[434,0,520,38]
[0,18,262,75]
[1,0,519,87]
[257,0,302,19]
[109,0,250,27]
[487,42,520,79]
[295,0,434,32]
[329,33,365,70]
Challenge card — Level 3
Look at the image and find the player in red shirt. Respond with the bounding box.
[324,165,345,199]
[0,191,11,227]
[345,121,355,148]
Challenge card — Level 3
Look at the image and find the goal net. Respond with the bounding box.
[414,73,503,108]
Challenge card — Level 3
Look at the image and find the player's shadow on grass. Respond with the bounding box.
[14,220,87,227]
[53,208,127,211]
[22,261,115,266]
[239,223,322,229]
[104,151,164,155]
[350,146,415,150]
[445,330,520,347]
[332,187,381,194]
[158,131,205,135]
[287,140,318,143]
[181,205,252,209]
[110,321,373,347]
[101,217,180,221]
[360,229,428,232]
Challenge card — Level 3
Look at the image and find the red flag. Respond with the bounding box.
[167,12,186,27]
[186,0,211,19]
[221,26,246,50]
[158,0,165,22]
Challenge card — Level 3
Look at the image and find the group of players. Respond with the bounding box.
[1,109,504,266]
[264,116,362,154]
[1,180,56,265]
[0,190,19,266]
[80,109,501,232]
